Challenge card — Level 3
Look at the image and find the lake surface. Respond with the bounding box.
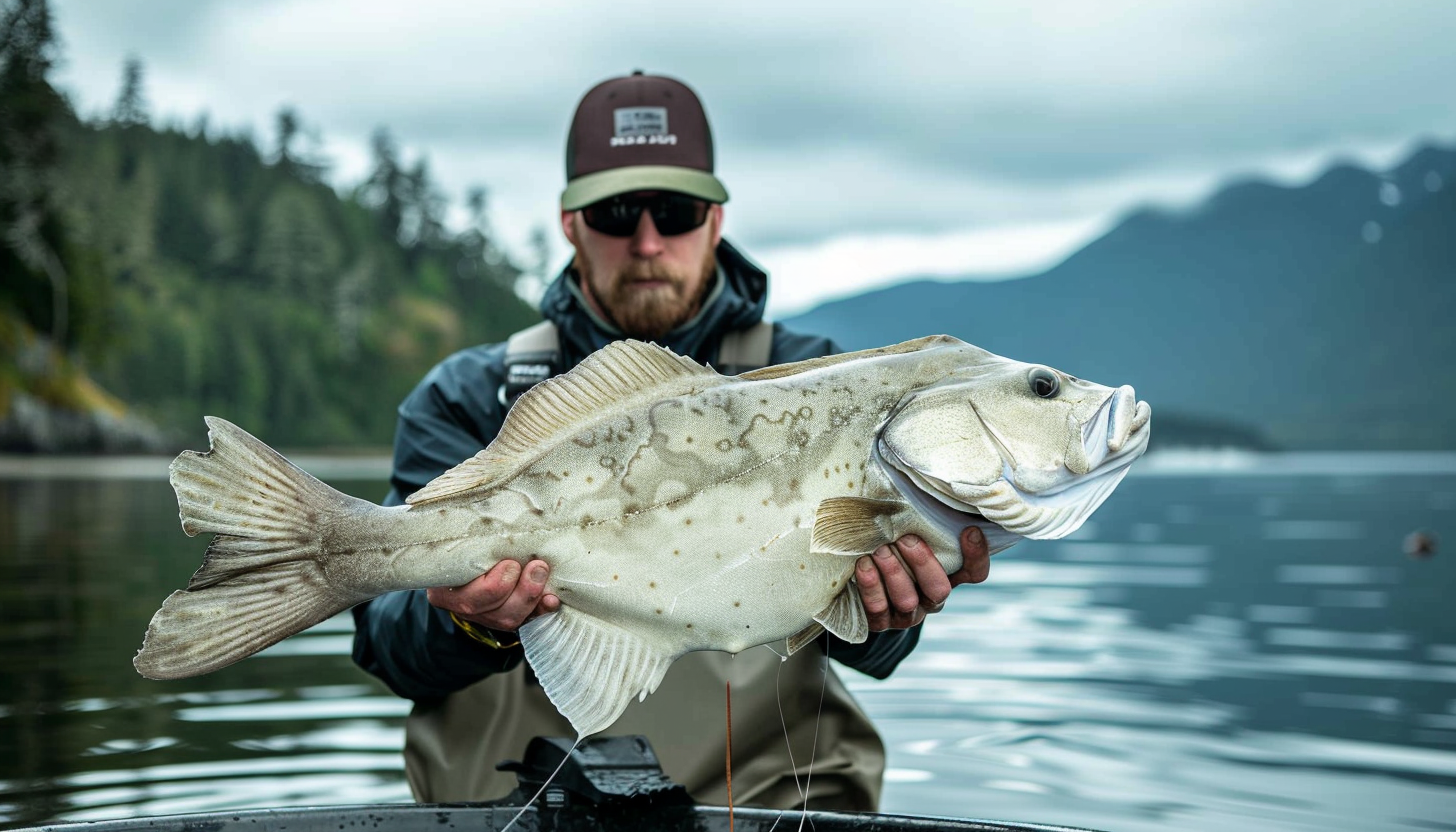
[2,451,1455,831]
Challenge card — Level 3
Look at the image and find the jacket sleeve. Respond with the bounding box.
[351,345,527,703]
[770,325,927,680]
[824,627,923,680]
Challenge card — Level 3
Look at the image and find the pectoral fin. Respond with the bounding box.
[813,584,869,645]
[811,497,906,555]
[519,607,676,737]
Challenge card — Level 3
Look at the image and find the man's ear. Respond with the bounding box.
[708,204,725,247]
[560,210,578,247]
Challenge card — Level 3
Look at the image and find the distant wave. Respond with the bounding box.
[1136,448,1456,476]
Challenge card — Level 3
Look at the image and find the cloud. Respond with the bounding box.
[758,216,1111,319]
[46,0,1456,312]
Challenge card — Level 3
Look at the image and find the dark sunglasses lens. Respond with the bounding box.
[649,195,710,235]
[582,194,709,237]
[581,199,642,236]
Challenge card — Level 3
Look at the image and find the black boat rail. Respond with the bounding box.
[18,735,1105,832]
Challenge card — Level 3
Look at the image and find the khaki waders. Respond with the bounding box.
[403,642,886,810]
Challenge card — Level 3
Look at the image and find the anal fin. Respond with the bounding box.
[785,621,824,655]
[786,584,871,654]
[520,607,677,737]
[813,584,869,644]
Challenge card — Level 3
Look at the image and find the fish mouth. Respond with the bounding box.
[987,387,1149,538]
[1083,385,1152,465]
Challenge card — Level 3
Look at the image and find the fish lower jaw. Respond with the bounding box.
[884,451,1130,543]
[873,445,1024,558]
[987,458,1137,539]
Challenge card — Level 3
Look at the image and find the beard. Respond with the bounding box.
[578,238,718,340]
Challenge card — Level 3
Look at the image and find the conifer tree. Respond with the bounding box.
[0,0,73,345]
[275,106,299,166]
[359,127,406,243]
[112,54,148,126]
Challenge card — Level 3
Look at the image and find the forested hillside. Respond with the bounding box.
[1,0,539,450]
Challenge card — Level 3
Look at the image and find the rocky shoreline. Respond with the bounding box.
[0,391,177,454]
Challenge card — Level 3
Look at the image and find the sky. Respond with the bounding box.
[46,0,1456,317]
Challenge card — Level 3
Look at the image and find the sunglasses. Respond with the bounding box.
[580,192,711,237]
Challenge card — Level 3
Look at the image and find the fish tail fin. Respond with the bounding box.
[135,416,370,680]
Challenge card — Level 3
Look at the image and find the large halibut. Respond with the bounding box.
[135,335,1151,736]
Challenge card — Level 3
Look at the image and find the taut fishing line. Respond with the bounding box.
[500,735,583,832]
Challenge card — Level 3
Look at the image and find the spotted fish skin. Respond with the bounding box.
[135,335,1151,737]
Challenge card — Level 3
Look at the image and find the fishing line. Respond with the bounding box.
[500,735,583,832]
[767,640,829,828]
[795,639,831,832]
[772,646,803,796]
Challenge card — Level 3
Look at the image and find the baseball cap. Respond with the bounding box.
[561,71,730,211]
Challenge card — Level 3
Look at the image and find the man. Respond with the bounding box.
[352,71,991,811]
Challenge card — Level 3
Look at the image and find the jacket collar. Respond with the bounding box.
[538,238,769,365]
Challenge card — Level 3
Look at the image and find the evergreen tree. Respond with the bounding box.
[272,105,327,182]
[111,54,147,126]
[3,22,539,449]
[519,224,554,304]
[275,106,299,166]
[400,156,445,250]
[1,0,75,346]
[358,127,405,243]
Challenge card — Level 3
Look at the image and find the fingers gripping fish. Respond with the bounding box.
[134,335,1151,738]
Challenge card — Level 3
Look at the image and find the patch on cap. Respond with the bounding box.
[611,107,677,147]
[614,107,669,137]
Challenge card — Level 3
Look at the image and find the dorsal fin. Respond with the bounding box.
[408,340,723,505]
[737,334,960,382]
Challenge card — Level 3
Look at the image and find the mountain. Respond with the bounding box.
[784,141,1456,450]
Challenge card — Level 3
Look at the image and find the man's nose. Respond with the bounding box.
[629,210,666,257]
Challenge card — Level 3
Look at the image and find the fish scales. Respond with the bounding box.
[134,335,1151,737]
[356,342,949,653]
[466,371,910,654]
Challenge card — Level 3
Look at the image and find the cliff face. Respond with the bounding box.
[0,390,172,453]
[0,324,172,454]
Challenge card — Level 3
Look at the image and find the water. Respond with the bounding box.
[2,453,1455,831]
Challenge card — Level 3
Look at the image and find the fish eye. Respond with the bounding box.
[1028,367,1060,399]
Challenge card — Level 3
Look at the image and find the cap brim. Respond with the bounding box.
[561,166,729,210]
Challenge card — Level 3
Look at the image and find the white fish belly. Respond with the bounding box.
[540,484,852,653]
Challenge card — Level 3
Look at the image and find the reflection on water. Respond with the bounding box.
[840,457,1456,831]
[0,474,412,828]
[2,454,1455,830]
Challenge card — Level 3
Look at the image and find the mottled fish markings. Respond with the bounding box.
[135,335,1150,738]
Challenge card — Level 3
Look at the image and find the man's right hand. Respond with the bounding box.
[427,558,560,632]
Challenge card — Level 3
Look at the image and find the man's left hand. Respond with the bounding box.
[856,526,990,632]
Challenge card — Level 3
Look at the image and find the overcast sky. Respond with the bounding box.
[47,0,1456,316]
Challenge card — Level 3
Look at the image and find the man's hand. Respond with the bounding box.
[427,558,560,632]
[856,526,990,632]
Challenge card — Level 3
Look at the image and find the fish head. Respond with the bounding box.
[877,352,1151,540]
